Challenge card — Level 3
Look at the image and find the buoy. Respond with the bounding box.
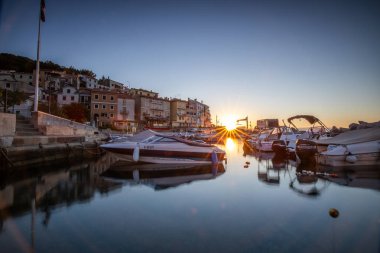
[244,165,249,168]
[345,154,357,163]
[133,143,140,162]
[245,161,250,165]
[211,151,218,164]
[329,208,339,218]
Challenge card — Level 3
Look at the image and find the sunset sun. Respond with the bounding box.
[222,115,238,131]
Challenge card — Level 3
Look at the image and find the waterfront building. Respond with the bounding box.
[170,99,187,128]
[78,75,98,89]
[114,93,137,131]
[98,77,125,91]
[256,119,279,129]
[135,95,170,129]
[130,88,158,98]
[57,85,79,107]
[79,89,92,110]
[186,99,197,128]
[0,71,35,94]
[90,89,119,128]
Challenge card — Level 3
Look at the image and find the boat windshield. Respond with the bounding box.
[141,136,178,144]
[141,135,162,143]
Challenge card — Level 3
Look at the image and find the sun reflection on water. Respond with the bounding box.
[225,138,237,152]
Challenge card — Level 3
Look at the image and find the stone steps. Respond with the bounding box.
[15,116,41,136]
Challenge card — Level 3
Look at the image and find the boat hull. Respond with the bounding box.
[257,141,273,152]
[102,146,225,164]
[316,152,380,167]
[296,139,318,163]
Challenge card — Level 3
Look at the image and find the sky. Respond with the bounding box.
[1,0,379,128]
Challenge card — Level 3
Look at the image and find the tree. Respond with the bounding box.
[38,96,65,117]
[62,103,89,123]
[0,88,28,112]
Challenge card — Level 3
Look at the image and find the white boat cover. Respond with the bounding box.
[127,130,158,142]
[316,127,380,145]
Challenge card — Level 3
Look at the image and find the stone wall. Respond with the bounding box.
[32,111,98,137]
[0,112,16,147]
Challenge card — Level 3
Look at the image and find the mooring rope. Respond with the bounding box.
[0,148,14,168]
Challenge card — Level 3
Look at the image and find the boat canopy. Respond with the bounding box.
[316,127,380,145]
[287,115,320,125]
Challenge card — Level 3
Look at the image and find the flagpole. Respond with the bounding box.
[34,3,42,112]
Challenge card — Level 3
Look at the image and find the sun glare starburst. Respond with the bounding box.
[222,115,238,131]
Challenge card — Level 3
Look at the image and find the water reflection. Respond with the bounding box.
[242,142,380,194]
[102,162,225,191]
[0,154,227,227]
[0,140,379,253]
[0,154,121,227]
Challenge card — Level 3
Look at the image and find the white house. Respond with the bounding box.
[57,85,79,107]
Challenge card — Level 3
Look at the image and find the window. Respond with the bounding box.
[94,94,99,99]
[110,105,114,110]
[67,89,71,93]
[29,76,32,79]
[63,96,66,101]
[110,96,114,101]
[6,83,10,88]
[94,104,99,109]
[20,75,22,78]
[110,113,114,118]
[102,105,106,109]
[71,96,74,101]
[29,82,32,85]
[103,95,106,100]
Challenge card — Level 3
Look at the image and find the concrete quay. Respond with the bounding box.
[0,112,106,171]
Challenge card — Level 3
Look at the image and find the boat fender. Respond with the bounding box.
[211,151,219,164]
[133,143,140,162]
[345,154,357,163]
[133,169,140,181]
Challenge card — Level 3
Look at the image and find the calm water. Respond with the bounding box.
[0,138,379,253]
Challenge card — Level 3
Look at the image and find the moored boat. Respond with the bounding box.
[315,127,380,167]
[100,130,226,164]
[288,115,332,163]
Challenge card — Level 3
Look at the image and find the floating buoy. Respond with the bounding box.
[329,208,340,218]
[244,165,249,168]
[211,151,219,164]
[133,143,140,162]
[245,161,250,165]
[345,154,357,163]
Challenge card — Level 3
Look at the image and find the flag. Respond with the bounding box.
[40,0,46,22]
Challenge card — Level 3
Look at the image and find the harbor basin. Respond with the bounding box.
[0,138,379,253]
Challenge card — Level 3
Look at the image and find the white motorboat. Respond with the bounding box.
[287,115,332,163]
[100,130,226,164]
[247,129,271,150]
[257,127,301,152]
[315,127,380,167]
